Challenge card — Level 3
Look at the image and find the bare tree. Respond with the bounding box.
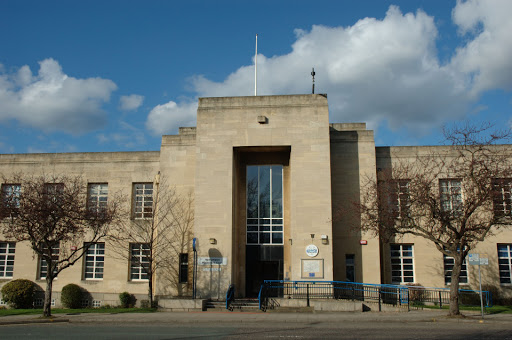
[0,174,122,317]
[356,122,512,316]
[108,177,194,307]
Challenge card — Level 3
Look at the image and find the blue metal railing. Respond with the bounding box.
[258,280,492,311]
[225,284,235,310]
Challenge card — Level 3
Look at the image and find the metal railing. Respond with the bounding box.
[225,284,235,310]
[258,280,492,311]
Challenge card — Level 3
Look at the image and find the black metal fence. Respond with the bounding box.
[258,280,492,311]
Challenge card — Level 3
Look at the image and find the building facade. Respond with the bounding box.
[0,94,511,307]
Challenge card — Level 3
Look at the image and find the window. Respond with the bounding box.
[390,244,414,283]
[493,179,512,218]
[88,183,108,215]
[39,244,60,280]
[84,243,104,280]
[179,253,188,283]
[0,242,15,278]
[45,183,63,200]
[498,244,512,284]
[133,183,153,219]
[443,252,468,285]
[246,165,283,245]
[1,184,21,218]
[130,243,150,281]
[440,179,462,214]
[389,180,410,218]
[345,254,355,282]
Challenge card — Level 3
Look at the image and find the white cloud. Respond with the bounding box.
[450,0,512,94]
[119,94,144,111]
[184,6,470,134]
[0,58,117,134]
[146,100,197,135]
[147,2,512,136]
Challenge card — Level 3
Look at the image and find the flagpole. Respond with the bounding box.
[255,34,258,96]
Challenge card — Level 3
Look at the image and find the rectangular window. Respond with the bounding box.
[389,180,410,218]
[84,243,104,280]
[493,179,512,218]
[498,244,512,284]
[179,253,189,283]
[88,183,108,215]
[39,244,60,280]
[443,252,468,285]
[130,243,150,281]
[345,254,355,282]
[45,183,63,199]
[390,244,414,284]
[0,242,15,278]
[440,179,463,214]
[133,183,153,219]
[1,184,21,218]
[246,165,283,245]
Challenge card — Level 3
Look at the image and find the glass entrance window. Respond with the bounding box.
[247,165,283,245]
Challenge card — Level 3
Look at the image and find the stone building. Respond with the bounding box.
[0,94,511,307]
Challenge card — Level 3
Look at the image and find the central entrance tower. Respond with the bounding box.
[193,95,334,298]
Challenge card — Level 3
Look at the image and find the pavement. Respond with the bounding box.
[0,309,511,326]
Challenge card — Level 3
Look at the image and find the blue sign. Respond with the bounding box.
[193,238,197,252]
[309,273,315,277]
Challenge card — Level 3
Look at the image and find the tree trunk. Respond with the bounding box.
[43,276,53,317]
[449,254,463,316]
[148,277,153,308]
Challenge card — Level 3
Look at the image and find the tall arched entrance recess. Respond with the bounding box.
[233,146,291,297]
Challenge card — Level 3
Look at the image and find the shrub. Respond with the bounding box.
[482,284,501,305]
[119,292,132,308]
[407,283,426,303]
[1,279,36,309]
[61,284,83,309]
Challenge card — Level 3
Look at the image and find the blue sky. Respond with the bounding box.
[0,0,511,153]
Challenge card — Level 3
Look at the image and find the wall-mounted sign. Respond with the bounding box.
[301,259,324,279]
[305,244,319,257]
[360,240,368,245]
[198,257,227,265]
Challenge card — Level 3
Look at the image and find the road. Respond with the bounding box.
[1,310,511,339]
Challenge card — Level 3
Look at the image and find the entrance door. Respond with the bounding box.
[246,245,283,297]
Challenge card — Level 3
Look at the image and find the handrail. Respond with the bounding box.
[225,284,235,310]
[258,284,266,310]
[261,280,492,308]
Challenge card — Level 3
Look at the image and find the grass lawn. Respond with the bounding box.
[421,304,512,314]
[0,307,157,317]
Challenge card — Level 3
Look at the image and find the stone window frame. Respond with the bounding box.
[440,179,463,214]
[443,251,469,285]
[132,183,153,219]
[0,242,15,278]
[1,184,21,218]
[493,178,512,218]
[498,244,512,285]
[84,243,105,280]
[130,243,150,281]
[87,183,108,215]
[38,243,60,280]
[390,244,414,284]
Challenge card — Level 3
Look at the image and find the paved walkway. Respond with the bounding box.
[1,309,511,326]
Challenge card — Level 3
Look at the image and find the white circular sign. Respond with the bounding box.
[305,244,319,257]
